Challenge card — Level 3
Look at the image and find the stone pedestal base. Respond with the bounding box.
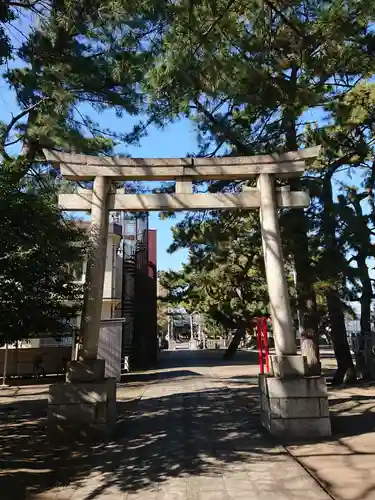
[48,360,116,439]
[259,373,331,440]
[269,354,308,377]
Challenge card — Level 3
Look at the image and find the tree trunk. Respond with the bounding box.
[290,207,321,375]
[358,254,374,379]
[351,195,374,378]
[283,84,321,374]
[359,258,372,337]
[11,109,40,181]
[326,290,356,384]
[322,172,356,384]
[222,326,245,360]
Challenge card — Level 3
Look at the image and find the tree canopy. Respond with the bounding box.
[0,164,87,345]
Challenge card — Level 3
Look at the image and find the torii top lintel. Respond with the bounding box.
[43,146,320,181]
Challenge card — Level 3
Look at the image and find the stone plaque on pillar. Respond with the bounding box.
[98,318,124,381]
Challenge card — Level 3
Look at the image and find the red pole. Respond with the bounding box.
[257,318,264,373]
[262,317,270,373]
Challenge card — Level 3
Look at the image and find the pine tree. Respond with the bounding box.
[304,81,375,382]
[144,0,375,380]
[1,0,162,168]
[0,0,160,344]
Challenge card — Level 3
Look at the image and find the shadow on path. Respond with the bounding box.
[120,369,202,384]
[0,350,289,499]
[0,381,277,499]
[157,349,260,369]
[0,348,352,500]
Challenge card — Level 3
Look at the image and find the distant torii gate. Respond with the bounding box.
[44,146,331,440]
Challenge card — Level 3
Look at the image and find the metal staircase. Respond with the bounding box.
[117,212,150,372]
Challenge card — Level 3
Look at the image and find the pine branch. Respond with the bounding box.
[194,100,249,155]
[261,0,302,37]
[207,141,225,157]
[1,98,48,160]
[8,0,41,6]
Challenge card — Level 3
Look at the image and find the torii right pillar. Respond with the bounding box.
[258,173,331,440]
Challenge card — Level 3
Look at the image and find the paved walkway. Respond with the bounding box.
[0,350,330,500]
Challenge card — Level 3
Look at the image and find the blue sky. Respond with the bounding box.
[75,109,200,271]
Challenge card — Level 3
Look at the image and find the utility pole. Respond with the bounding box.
[170,313,174,344]
[1,344,9,388]
[167,313,170,341]
[190,314,194,348]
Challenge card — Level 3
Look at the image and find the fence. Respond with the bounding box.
[0,346,71,377]
[205,338,227,349]
[0,319,124,379]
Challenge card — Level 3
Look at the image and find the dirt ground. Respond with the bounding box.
[287,352,375,500]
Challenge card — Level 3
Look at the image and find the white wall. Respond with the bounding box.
[101,302,113,320]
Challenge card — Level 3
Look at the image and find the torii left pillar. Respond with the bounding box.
[80,176,110,359]
[48,177,116,440]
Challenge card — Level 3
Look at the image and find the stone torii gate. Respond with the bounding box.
[45,146,331,440]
